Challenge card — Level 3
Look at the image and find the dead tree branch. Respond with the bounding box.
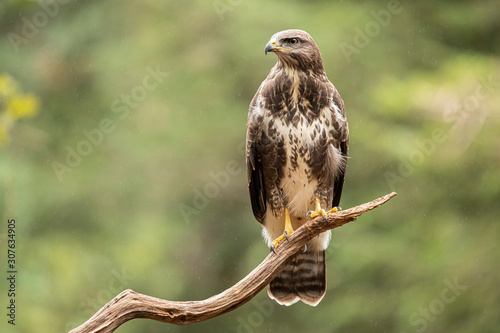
[70,192,397,333]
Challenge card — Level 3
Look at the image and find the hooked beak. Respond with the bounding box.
[265,40,276,55]
[264,39,292,55]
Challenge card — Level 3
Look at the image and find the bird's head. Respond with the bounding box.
[264,29,324,73]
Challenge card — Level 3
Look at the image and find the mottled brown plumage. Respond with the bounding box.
[246,29,349,306]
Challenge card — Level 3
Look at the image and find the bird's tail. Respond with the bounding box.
[268,246,326,306]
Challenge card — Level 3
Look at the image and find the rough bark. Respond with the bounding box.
[70,192,397,333]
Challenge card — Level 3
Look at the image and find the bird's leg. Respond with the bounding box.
[307,198,342,222]
[271,208,294,253]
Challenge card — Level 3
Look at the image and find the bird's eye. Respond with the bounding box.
[288,38,299,45]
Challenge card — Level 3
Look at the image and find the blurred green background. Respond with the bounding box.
[1,0,499,332]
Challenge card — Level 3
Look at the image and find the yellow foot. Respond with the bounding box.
[271,208,294,253]
[306,208,327,221]
[306,198,342,222]
[327,206,342,214]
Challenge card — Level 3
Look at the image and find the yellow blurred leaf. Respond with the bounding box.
[7,93,40,119]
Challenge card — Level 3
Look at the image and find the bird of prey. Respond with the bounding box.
[246,29,349,306]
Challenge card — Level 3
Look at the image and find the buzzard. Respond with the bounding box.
[246,29,349,306]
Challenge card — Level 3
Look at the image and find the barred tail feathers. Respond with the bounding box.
[268,248,326,306]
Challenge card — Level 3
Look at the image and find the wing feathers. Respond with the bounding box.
[247,141,267,224]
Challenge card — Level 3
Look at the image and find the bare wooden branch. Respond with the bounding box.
[70,192,397,333]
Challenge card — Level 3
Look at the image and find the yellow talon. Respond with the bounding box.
[306,198,341,221]
[307,198,327,221]
[307,209,326,219]
[327,206,341,214]
[271,208,294,252]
